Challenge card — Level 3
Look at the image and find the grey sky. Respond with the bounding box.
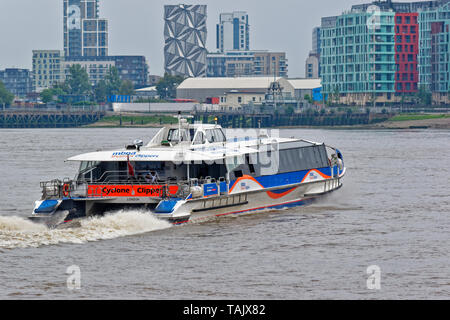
[0,0,416,77]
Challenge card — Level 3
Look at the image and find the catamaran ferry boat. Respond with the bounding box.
[29,119,346,228]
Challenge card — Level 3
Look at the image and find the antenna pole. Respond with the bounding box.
[178,111,181,141]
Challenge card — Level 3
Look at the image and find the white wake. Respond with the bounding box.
[0,210,171,249]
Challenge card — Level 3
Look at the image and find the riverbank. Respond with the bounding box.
[370,114,450,129]
[86,113,450,129]
[85,114,179,128]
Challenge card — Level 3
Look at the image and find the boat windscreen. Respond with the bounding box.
[167,128,194,143]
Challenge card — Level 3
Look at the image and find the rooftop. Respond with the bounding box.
[177,77,281,90]
[283,78,322,89]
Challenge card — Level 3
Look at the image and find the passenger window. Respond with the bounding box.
[167,129,179,142]
[212,130,221,143]
[234,170,243,178]
[189,129,196,141]
[212,129,225,142]
[193,131,205,144]
[206,130,215,143]
[168,129,188,142]
[205,129,226,143]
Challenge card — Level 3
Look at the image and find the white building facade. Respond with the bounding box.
[32,50,64,92]
[216,11,250,52]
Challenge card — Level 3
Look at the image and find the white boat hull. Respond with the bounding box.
[154,175,344,224]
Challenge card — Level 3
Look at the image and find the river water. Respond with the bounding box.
[0,128,448,299]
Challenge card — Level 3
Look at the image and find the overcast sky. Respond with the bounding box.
[0,0,417,77]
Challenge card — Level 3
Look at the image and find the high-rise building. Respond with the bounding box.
[0,68,33,98]
[207,50,288,78]
[318,0,450,105]
[63,57,115,86]
[253,51,288,77]
[312,27,321,55]
[350,0,442,13]
[318,0,446,105]
[63,56,149,87]
[395,13,419,94]
[320,9,396,105]
[112,56,149,88]
[418,1,450,104]
[32,50,64,92]
[305,27,321,79]
[216,11,250,52]
[207,51,254,77]
[305,53,320,79]
[164,4,207,78]
[63,0,108,57]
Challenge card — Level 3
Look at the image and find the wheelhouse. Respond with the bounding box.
[75,160,228,185]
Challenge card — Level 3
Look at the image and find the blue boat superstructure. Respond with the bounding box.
[29,119,346,228]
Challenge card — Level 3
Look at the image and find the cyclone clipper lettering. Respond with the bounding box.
[93,186,168,197]
[137,187,163,196]
[102,187,131,195]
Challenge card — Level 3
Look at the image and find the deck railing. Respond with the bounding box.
[41,173,228,200]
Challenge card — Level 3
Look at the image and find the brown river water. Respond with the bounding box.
[0,128,448,299]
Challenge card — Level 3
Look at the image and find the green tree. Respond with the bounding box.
[416,85,432,106]
[119,80,134,95]
[93,67,136,102]
[0,81,14,106]
[304,94,313,104]
[65,64,91,95]
[332,85,340,105]
[156,73,185,99]
[93,79,108,103]
[40,87,66,103]
[104,66,122,96]
[40,88,54,104]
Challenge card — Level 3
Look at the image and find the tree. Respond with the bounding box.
[0,81,14,106]
[93,79,108,103]
[119,80,134,96]
[156,73,185,99]
[40,89,55,104]
[40,87,66,104]
[65,64,91,95]
[104,66,122,96]
[332,85,340,105]
[304,94,313,104]
[416,85,432,106]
